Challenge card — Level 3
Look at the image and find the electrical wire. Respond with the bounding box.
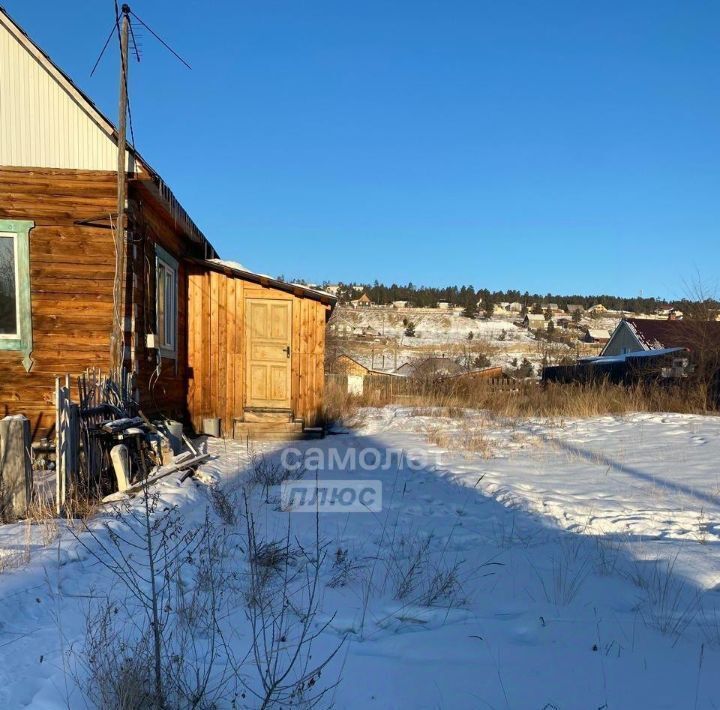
[90,19,119,76]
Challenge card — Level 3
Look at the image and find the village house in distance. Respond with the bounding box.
[0,7,335,441]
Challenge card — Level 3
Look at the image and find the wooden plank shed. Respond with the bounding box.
[186,260,334,436]
[0,8,336,440]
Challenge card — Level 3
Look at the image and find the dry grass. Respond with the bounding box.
[25,492,61,547]
[0,532,32,572]
[425,419,494,458]
[324,376,711,425]
[0,488,104,576]
[25,486,99,525]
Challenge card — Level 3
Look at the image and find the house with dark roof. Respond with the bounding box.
[603,318,720,357]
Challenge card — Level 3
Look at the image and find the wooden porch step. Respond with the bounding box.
[233,419,302,441]
[234,431,313,442]
[234,421,303,432]
[232,418,325,441]
[243,408,294,423]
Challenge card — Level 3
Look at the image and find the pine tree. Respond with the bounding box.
[473,353,491,369]
[517,358,534,378]
[461,302,478,319]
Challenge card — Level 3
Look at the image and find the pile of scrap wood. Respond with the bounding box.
[54,369,209,513]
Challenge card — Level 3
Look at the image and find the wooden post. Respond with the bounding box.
[0,416,32,522]
[111,5,131,374]
[55,376,62,515]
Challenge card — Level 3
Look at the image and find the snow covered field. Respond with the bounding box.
[0,408,719,708]
[329,305,622,373]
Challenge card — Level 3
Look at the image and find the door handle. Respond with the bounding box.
[284,346,291,358]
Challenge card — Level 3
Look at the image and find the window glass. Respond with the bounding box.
[0,235,17,335]
[156,255,177,353]
[164,269,175,347]
[157,264,167,346]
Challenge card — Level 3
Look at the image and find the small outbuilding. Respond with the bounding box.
[329,354,371,377]
[186,260,334,437]
[523,314,547,330]
[584,329,611,344]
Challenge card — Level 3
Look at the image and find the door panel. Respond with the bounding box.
[246,299,292,408]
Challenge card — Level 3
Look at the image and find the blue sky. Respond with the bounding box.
[6,1,720,298]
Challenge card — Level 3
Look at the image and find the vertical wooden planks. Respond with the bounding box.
[217,274,227,434]
[185,267,332,436]
[187,272,197,428]
[291,297,301,419]
[308,301,317,423]
[193,271,204,430]
[238,281,245,426]
[201,272,211,426]
[295,299,307,417]
[225,277,236,435]
[209,271,219,426]
[312,303,326,424]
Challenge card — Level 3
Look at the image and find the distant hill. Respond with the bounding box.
[322,281,715,316]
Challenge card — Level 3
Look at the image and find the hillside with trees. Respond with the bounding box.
[326,281,716,317]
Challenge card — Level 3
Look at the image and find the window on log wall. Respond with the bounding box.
[0,220,34,371]
[155,245,178,358]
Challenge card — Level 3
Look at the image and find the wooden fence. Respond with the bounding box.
[55,375,79,514]
[54,368,139,514]
[325,372,521,402]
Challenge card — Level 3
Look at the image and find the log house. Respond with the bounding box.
[0,8,335,440]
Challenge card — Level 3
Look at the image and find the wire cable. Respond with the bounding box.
[90,19,119,76]
[128,9,192,69]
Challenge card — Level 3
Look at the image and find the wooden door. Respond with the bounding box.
[245,298,292,409]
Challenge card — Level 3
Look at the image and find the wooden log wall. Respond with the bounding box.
[187,267,329,436]
[0,167,117,439]
[129,183,196,422]
[0,168,205,440]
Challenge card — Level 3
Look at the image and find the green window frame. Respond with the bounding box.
[0,219,34,371]
[155,245,178,359]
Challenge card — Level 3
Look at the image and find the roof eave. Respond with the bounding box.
[0,5,216,254]
[187,257,338,308]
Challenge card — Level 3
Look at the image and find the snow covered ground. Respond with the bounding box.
[0,409,719,708]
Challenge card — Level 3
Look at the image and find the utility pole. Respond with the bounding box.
[111,4,130,374]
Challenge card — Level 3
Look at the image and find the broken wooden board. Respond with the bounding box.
[122,452,212,495]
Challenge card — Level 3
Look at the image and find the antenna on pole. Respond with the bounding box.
[93,1,190,373]
[127,8,192,69]
[111,3,130,374]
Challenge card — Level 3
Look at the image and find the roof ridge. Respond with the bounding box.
[0,5,214,251]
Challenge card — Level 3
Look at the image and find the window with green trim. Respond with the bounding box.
[155,245,178,358]
[0,220,34,370]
